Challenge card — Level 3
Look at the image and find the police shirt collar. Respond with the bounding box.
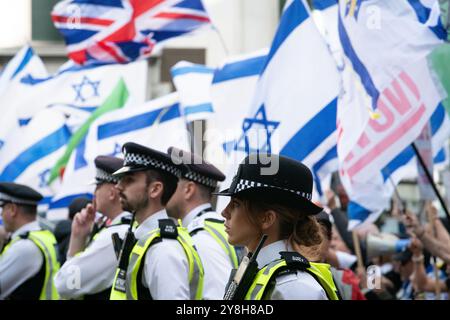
[134,209,169,240]
[256,240,291,268]
[182,203,212,227]
[110,211,132,225]
[11,221,40,240]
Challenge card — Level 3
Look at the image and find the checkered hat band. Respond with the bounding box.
[184,171,217,188]
[96,169,119,184]
[234,179,312,200]
[0,193,39,206]
[124,152,181,176]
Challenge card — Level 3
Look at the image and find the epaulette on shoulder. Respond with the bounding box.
[158,219,178,239]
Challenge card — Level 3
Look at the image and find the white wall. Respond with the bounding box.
[0,0,31,48]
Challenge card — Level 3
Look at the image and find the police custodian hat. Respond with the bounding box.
[113,142,182,178]
[0,182,43,206]
[167,146,225,189]
[90,155,123,185]
[215,154,322,215]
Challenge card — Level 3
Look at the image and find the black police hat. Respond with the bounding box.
[113,142,181,178]
[90,155,123,185]
[167,146,225,188]
[0,182,43,206]
[215,154,322,215]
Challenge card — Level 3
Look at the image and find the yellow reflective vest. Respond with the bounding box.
[190,218,239,269]
[1,229,60,300]
[110,219,204,300]
[245,252,340,300]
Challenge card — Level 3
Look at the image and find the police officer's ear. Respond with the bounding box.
[260,209,277,231]
[8,203,19,218]
[109,184,120,200]
[148,181,164,200]
[183,181,196,201]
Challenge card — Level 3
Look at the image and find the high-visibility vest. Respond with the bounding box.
[110,219,204,300]
[190,218,239,269]
[245,251,340,300]
[1,230,60,300]
[82,216,132,300]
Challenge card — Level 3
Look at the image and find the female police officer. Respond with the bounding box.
[217,153,340,300]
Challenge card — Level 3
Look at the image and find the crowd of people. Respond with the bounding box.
[0,142,449,300]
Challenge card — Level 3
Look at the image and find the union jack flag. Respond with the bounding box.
[52,0,211,65]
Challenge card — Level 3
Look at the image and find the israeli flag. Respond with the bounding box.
[345,103,450,229]
[0,109,71,206]
[208,49,268,170]
[0,59,148,158]
[47,93,190,220]
[337,0,446,184]
[0,46,48,152]
[216,0,340,210]
[0,45,48,97]
[171,61,215,122]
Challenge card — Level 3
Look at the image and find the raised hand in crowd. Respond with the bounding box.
[409,236,448,297]
[403,209,450,265]
[67,203,97,257]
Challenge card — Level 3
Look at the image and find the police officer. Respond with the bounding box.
[218,154,340,300]
[166,147,239,299]
[110,142,203,300]
[0,182,60,300]
[54,156,132,299]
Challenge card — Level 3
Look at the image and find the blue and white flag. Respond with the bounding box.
[0,46,48,152]
[335,0,449,228]
[0,109,71,206]
[209,49,269,158]
[216,0,340,210]
[0,59,147,152]
[0,61,147,195]
[337,0,446,184]
[171,61,215,122]
[345,104,450,229]
[0,45,48,97]
[47,93,189,220]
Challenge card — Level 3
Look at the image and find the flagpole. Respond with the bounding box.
[212,26,230,57]
[388,176,406,214]
[411,142,450,221]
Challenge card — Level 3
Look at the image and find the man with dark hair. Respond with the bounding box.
[166,147,239,299]
[0,182,60,300]
[110,143,204,300]
[55,156,132,300]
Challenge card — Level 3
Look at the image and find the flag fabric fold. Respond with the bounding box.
[52,0,212,65]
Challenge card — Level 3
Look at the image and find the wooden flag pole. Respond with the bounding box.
[352,230,365,271]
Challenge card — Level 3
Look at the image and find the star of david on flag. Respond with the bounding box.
[225,105,279,155]
[72,76,100,102]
